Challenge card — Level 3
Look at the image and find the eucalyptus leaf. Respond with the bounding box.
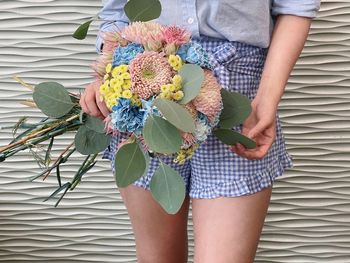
[154,98,195,133]
[124,0,161,22]
[114,140,147,187]
[178,64,204,104]
[150,161,186,214]
[219,89,252,128]
[74,125,111,155]
[73,20,93,40]
[213,128,256,149]
[143,115,182,154]
[85,115,106,133]
[33,82,74,118]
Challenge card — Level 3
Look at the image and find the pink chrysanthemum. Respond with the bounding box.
[121,22,164,51]
[161,25,191,46]
[91,52,113,78]
[129,51,174,99]
[192,70,222,123]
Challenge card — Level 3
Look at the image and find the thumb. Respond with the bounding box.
[247,120,268,139]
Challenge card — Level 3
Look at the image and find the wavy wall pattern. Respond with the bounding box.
[1,0,350,262]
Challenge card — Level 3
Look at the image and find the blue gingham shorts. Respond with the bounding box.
[102,35,294,199]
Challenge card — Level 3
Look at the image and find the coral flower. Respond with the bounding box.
[161,25,191,46]
[129,51,174,99]
[192,70,222,124]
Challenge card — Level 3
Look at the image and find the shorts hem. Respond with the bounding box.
[188,152,294,199]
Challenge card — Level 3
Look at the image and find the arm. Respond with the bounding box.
[80,0,128,118]
[96,0,128,53]
[231,15,315,159]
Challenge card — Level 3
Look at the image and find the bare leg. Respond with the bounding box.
[119,185,190,263]
[192,186,273,263]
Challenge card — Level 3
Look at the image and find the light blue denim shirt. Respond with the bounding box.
[96,0,321,52]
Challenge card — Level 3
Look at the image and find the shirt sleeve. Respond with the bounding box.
[95,0,129,53]
[271,0,321,18]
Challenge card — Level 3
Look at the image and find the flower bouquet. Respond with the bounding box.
[0,0,256,214]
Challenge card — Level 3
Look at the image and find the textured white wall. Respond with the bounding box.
[1,0,350,262]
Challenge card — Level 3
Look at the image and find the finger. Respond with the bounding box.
[79,93,90,114]
[86,92,103,117]
[247,120,269,139]
[96,90,111,117]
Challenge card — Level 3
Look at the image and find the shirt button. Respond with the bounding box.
[187,17,194,24]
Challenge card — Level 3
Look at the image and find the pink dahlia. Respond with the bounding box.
[192,70,222,123]
[121,22,164,51]
[129,51,174,99]
[161,25,191,46]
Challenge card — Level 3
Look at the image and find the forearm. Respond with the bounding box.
[256,15,312,109]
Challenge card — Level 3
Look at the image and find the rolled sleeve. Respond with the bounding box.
[96,0,129,53]
[271,0,321,19]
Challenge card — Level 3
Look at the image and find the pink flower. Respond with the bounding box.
[161,25,191,46]
[181,131,196,146]
[192,70,222,124]
[100,31,128,53]
[129,51,174,99]
[121,22,164,51]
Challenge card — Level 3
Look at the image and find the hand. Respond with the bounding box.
[79,79,111,119]
[230,96,277,160]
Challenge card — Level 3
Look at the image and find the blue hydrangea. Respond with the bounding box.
[111,98,145,135]
[112,43,144,67]
[176,42,213,69]
[140,97,161,125]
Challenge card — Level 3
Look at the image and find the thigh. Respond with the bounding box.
[191,186,272,263]
[118,184,190,263]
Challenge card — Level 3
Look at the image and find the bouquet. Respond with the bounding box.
[0,0,256,214]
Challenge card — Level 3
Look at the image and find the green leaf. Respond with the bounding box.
[124,0,161,22]
[154,98,195,133]
[74,125,111,154]
[143,115,182,154]
[219,89,252,129]
[33,82,74,118]
[85,115,106,133]
[73,20,93,40]
[114,140,147,187]
[150,161,186,214]
[178,64,205,104]
[213,128,256,149]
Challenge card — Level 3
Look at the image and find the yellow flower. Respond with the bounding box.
[160,91,172,100]
[119,64,129,73]
[122,80,132,90]
[172,90,184,101]
[105,63,112,73]
[172,75,182,86]
[121,72,131,80]
[99,84,109,94]
[172,62,182,71]
[168,84,176,92]
[122,90,133,99]
[111,67,122,78]
[160,84,169,93]
[168,54,177,65]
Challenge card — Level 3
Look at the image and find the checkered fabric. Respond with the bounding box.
[102,35,294,199]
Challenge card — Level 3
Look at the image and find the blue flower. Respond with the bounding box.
[112,43,144,67]
[176,42,213,69]
[111,98,145,135]
[139,97,161,125]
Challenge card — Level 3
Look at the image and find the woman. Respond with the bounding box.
[80,1,321,262]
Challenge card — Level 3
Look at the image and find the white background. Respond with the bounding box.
[1,0,350,262]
